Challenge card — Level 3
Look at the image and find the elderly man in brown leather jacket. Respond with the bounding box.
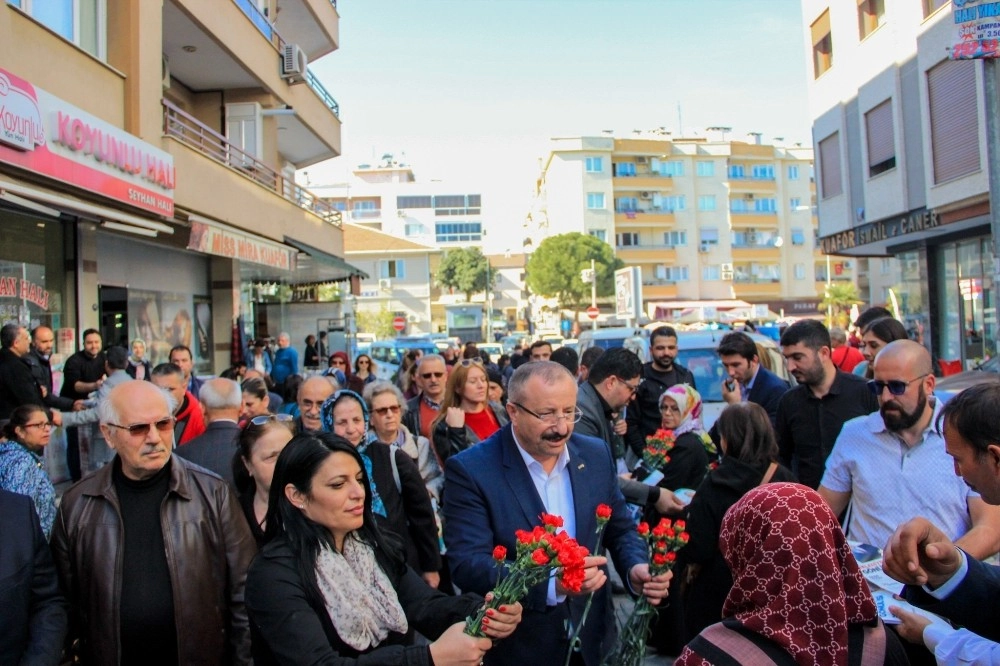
[51,380,255,665]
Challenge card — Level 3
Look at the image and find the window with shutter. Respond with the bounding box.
[819,132,843,198]
[811,10,833,78]
[865,100,896,176]
[928,59,980,184]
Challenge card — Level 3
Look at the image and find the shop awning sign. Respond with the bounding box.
[0,68,175,217]
[188,220,296,271]
[951,0,1000,59]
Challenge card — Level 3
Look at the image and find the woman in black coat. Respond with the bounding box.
[245,434,522,665]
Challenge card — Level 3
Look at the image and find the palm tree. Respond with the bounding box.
[819,283,862,329]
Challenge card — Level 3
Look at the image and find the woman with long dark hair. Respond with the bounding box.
[856,316,908,379]
[232,414,295,546]
[245,433,521,664]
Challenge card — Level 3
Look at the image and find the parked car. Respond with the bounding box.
[369,337,441,382]
[934,356,1000,403]
[477,343,504,360]
[500,333,530,354]
[576,327,651,360]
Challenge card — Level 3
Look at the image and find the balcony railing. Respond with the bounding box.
[233,0,341,120]
[732,241,781,249]
[733,276,781,284]
[349,209,381,220]
[730,209,778,215]
[616,244,682,251]
[163,100,341,226]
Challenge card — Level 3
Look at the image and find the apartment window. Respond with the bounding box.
[731,198,750,213]
[656,160,684,177]
[616,232,640,247]
[435,222,482,243]
[928,59,981,184]
[700,228,719,246]
[751,165,775,180]
[404,223,425,237]
[819,132,843,198]
[866,99,896,176]
[788,165,800,180]
[922,0,948,18]
[729,164,745,179]
[379,260,405,279]
[697,161,715,177]
[655,265,689,281]
[755,198,777,213]
[587,192,606,209]
[664,195,686,212]
[589,229,607,242]
[17,0,106,59]
[858,0,886,39]
[794,263,807,280]
[585,157,604,173]
[698,195,716,211]
[791,228,806,246]
[616,197,638,212]
[226,103,263,163]
[613,162,636,177]
[811,9,833,78]
[703,265,721,281]
[790,197,802,210]
[397,195,433,209]
[664,231,687,247]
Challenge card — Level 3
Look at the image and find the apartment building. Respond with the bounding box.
[314,157,501,331]
[531,135,827,319]
[0,1,359,374]
[802,0,994,367]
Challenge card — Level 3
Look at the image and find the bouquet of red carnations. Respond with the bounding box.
[465,513,590,637]
[632,428,677,486]
[600,517,689,666]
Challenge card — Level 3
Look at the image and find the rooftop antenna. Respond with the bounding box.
[677,103,683,135]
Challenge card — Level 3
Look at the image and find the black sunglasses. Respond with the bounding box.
[867,375,928,396]
[106,417,174,437]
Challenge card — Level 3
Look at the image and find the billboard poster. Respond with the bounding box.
[952,0,1000,59]
[129,289,212,374]
[615,267,643,320]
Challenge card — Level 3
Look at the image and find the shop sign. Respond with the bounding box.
[819,208,940,254]
[951,0,1000,59]
[0,68,175,217]
[187,220,296,271]
[0,276,50,310]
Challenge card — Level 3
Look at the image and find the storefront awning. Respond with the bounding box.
[284,236,369,283]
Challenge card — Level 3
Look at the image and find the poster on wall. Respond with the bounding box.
[129,290,212,374]
[614,266,643,320]
[952,0,1000,59]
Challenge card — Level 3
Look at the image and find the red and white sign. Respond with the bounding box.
[187,221,296,271]
[586,306,600,320]
[0,68,175,217]
[392,316,407,332]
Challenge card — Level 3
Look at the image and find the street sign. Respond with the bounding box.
[392,316,407,332]
[586,306,600,320]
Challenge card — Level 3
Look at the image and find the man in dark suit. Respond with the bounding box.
[444,361,671,665]
[175,377,243,487]
[716,331,789,431]
[0,488,68,665]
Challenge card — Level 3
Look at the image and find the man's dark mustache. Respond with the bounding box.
[542,432,568,442]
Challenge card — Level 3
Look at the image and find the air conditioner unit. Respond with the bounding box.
[635,156,648,164]
[842,260,853,269]
[407,314,419,323]
[640,191,652,199]
[721,270,734,281]
[699,242,711,253]
[747,232,759,244]
[281,44,308,83]
[721,263,733,271]
[162,54,171,90]
[378,278,392,291]
[745,193,755,200]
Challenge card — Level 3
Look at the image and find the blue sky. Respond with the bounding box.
[309,0,812,244]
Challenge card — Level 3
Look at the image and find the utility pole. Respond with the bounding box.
[485,254,493,342]
[581,260,598,332]
[984,59,1000,342]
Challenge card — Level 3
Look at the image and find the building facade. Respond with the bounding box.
[0,0,360,376]
[531,134,830,319]
[802,0,995,368]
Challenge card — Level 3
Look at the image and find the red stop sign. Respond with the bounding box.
[586,306,600,320]
[392,316,407,332]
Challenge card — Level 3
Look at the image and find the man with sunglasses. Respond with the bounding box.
[404,354,448,440]
[175,378,244,487]
[51,380,255,665]
[444,361,671,665]
[818,340,1000,561]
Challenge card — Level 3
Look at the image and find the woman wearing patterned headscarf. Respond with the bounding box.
[655,384,716,494]
[320,390,443,588]
[675,483,907,666]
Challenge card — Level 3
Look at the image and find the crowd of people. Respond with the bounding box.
[0,313,999,665]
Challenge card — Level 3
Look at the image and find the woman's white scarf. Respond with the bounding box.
[314,534,408,651]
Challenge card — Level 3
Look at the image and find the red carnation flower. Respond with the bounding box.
[531,548,550,566]
[595,503,612,522]
[541,513,564,530]
[637,522,650,537]
[493,545,507,562]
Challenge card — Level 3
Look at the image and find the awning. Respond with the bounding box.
[0,177,174,236]
[284,236,369,282]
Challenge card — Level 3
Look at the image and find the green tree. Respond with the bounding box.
[356,306,396,340]
[437,247,495,301]
[525,232,624,321]
[819,282,863,329]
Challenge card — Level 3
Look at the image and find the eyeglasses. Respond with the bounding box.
[373,405,402,416]
[459,358,484,367]
[867,374,929,396]
[659,403,681,413]
[616,376,642,395]
[23,422,53,430]
[420,371,445,379]
[358,359,370,364]
[106,417,175,437]
[511,402,583,426]
[250,413,296,426]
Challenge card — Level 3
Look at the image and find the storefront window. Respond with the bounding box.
[0,210,68,330]
[937,244,962,364]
